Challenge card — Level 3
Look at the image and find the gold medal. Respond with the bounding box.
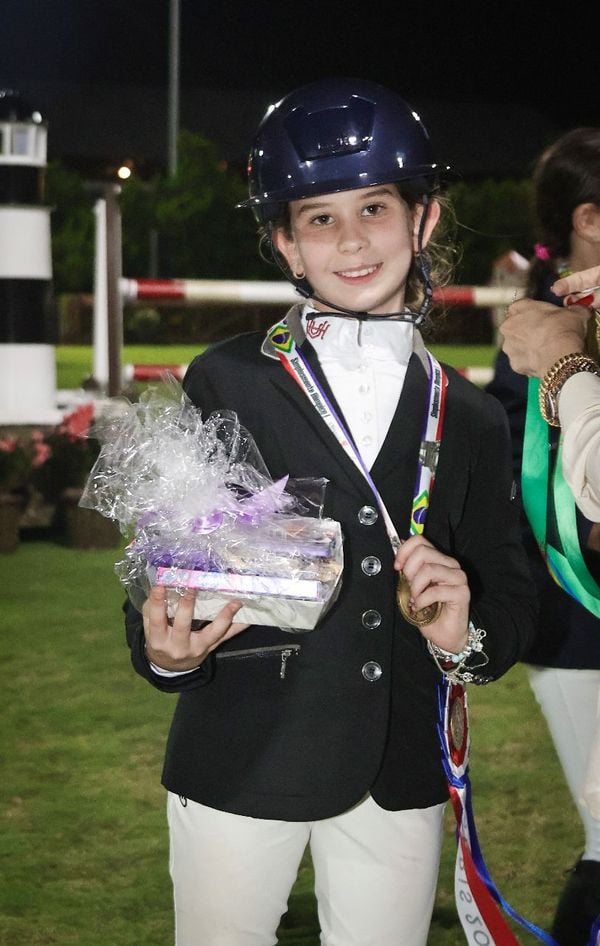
[396,571,443,627]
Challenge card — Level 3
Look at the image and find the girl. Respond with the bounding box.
[487,126,600,946]
[128,77,536,946]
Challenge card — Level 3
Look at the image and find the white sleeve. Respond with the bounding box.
[559,372,600,522]
[149,662,200,677]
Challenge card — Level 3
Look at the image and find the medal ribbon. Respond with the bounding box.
[521,378,600,618]
[439,679,560,945]
[267,319,446,551]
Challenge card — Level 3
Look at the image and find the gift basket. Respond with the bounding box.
[80,378,343,631]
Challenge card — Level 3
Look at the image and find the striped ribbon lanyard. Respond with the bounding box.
[267,319,447,549]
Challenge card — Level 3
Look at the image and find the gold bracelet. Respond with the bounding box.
[538,352,600,427]
[586,308,600,361]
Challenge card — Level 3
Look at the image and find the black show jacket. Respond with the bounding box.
[125,312,537,821]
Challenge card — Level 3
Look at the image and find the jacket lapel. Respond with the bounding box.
[269,339,374,498]
[263,307,430,506]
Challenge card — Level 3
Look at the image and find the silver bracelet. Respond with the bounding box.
[427,621,488,683]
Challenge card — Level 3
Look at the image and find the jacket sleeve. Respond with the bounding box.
[123,599,215,693]
[485,350,530,480]
[560,372,600,522]
[452,390,538,683]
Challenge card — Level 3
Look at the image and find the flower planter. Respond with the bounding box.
[0,492,24,553]
[61,488,120,550]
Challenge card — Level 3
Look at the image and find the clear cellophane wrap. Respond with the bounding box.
[80,377,343,630]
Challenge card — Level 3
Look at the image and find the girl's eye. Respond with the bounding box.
[362,203,385,216]
[310,213,333,226]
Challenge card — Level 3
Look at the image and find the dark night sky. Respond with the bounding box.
[1,0,597,130]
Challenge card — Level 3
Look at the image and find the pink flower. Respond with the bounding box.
[32,442,51,467]
[59,404,94,440]
[0,437,18,453]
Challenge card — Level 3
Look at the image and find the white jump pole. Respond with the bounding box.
[93,198,109,389]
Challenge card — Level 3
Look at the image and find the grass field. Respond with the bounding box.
[55,343,498,390]
[1,344,581,945]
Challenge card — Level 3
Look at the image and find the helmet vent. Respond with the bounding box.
[284,96,374,162]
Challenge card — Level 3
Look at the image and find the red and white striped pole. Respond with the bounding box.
[119,277,524,309]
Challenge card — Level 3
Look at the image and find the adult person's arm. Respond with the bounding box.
[559,372,600,522]
[500,299,600,521]
[544,268,600,520]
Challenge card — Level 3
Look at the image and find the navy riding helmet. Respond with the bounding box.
[238,77,443,226]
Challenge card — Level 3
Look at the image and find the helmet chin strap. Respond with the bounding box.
[269,195,434,326]
[297,290,418,324]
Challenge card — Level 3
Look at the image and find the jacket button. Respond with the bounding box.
[358,505,378,525]
[361,555,381,576]
[361,609,382,629]
[362,661,383,682]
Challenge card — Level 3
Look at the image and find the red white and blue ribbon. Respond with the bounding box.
[439,679,560,944]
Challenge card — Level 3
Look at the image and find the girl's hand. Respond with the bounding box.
[394,534,470,654]
[142,586,249,672]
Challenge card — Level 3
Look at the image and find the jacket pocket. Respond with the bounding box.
[215,643,301,679]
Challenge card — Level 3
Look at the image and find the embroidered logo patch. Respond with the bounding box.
[306,319,331,340]
[268,323,294,353]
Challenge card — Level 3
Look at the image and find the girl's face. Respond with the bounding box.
[274,184,440,315]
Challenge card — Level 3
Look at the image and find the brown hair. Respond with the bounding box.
[527,127,600,294]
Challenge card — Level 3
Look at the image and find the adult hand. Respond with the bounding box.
[142,586,249,672]
[394,534,470,654]
[552,265,600,307]
[500,298,590,378]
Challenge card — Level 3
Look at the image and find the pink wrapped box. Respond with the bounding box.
[146,552,342,631]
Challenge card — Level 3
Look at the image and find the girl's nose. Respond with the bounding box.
[337,218,367,254]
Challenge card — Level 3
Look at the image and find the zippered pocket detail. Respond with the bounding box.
[216,643,301,679]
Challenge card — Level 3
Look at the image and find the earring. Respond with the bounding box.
[293,268,305,279]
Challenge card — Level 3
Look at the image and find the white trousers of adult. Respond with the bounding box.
[167,791,445,946]
[528,666,600,861]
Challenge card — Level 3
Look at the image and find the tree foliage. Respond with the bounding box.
[46,161,96,292]
[448,178,535,285]
[46,132,537,295]
[119,130,271,282]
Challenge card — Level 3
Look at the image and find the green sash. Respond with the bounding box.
[521,378,600,617]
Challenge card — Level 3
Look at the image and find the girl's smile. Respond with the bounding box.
[334,263,383,282]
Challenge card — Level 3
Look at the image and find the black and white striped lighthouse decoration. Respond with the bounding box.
[0,89,58,423]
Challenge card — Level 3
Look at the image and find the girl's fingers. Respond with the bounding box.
[144,585,169,624]
[404,560,467,601]
[169,591,198,632]
[144,595,250,671]
[394,534,459,577]
[200,602,250,652]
